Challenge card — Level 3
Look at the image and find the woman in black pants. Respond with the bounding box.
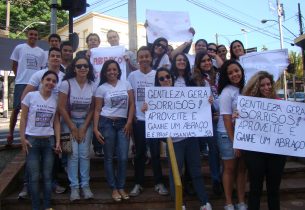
[242,71,286,210]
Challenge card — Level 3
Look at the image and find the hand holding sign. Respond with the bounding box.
[234,96,305,157]
[145,87,213,138]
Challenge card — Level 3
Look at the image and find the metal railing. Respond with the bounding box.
[167,137,182,210]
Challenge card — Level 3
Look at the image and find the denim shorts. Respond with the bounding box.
[217,132,235,160]
[13,84,27,109]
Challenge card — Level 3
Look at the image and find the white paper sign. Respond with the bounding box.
[239,49,289,82]
[146,10,193,43]
[90,46,127,82]
[234,96,305,157]
[145,87,213,138]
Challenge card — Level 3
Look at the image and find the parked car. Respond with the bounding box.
[288,92,305,102]
[276,89,288,100]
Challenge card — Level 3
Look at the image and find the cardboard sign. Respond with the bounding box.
[234,96,305,157]
[146,10,193,43]
[145,87,213,138]
[239,49,289,82]
[90,46,127,82]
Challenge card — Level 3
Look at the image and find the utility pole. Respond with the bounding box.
[128,0,137,52]
[298,3,305,91]
[3,0,10,118]
[50,0,58,33]
[215,33,219,45]
[277,0,288,100]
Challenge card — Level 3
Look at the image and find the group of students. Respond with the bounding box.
[12,26,287,210]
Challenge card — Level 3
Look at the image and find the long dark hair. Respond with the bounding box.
[170,53,192,86]
[218,60,245,94]
[154,67,174,87]
[151,37,168,69]
[63,56,95,83]
[99,59,122,86]
[192,51,216,87]
[230,40,245,60]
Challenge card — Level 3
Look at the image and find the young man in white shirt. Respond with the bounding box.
[128,46,168,197]
[7,27,45,145]
[107,29,138,74]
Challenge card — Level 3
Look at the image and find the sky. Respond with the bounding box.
[85,0,304,53]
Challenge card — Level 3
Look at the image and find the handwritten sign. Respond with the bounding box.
[145,87,213,138]
[146,10,193,43]
[234,96,305,157]
[239,49,289,82]
[90,46,127,82]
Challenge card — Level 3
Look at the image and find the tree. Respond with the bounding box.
[0,0,68,39]
[288,51,303,79]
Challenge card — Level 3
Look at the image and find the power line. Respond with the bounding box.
[95,0,127,14]
[186,0,294,45]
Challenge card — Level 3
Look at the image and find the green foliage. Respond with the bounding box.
[288,51,303,79]
[0,0,68,39]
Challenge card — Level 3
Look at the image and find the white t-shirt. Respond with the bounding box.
[153,54,171,69]
[218,85,240,132]
[59,78,95,119]
[95,80,132,118]
[174,76,186,87]
[28,68,65,95]
[128,69,156,121]
[22,91,57,136]
[10,43,45,84]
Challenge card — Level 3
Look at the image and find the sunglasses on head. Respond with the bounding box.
[156,43,167,50]
[75,64,89,69]
[208,48,217,52]
[158,74,171,82]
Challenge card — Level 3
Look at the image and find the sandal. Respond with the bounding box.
[119,189,130,200]
[112,190,122,202]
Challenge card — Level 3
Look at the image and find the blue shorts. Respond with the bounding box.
[13,84,27,109]
[217,132,235,160]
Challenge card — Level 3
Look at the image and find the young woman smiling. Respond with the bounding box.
[20,71,61,210]
[218,60,247,210]
[242,71,286,210]
[58,56,96,201]
[94,60,135,202]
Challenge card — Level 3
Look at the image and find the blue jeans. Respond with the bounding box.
[133,120,163,185]
[26,135,55,210]
[199,121,221,182]
[100,116,129,189]
[168,138,209,206]
[63,118,92,189]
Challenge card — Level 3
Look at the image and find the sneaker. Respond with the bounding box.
[154,183,169,195]
[236,202,247,210]
[224,204,235,210]
[70,188,80,201]
[182,205,186,210]
[129,184,143,197]
[200,202,212,210]
[82,186,94,199]
[54,184,66,194]
[18,184,28,199]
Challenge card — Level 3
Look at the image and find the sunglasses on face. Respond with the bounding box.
[208,48,217,52]
[158,74,171,82]
[75,64,89,69]
[155,43,167,50]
